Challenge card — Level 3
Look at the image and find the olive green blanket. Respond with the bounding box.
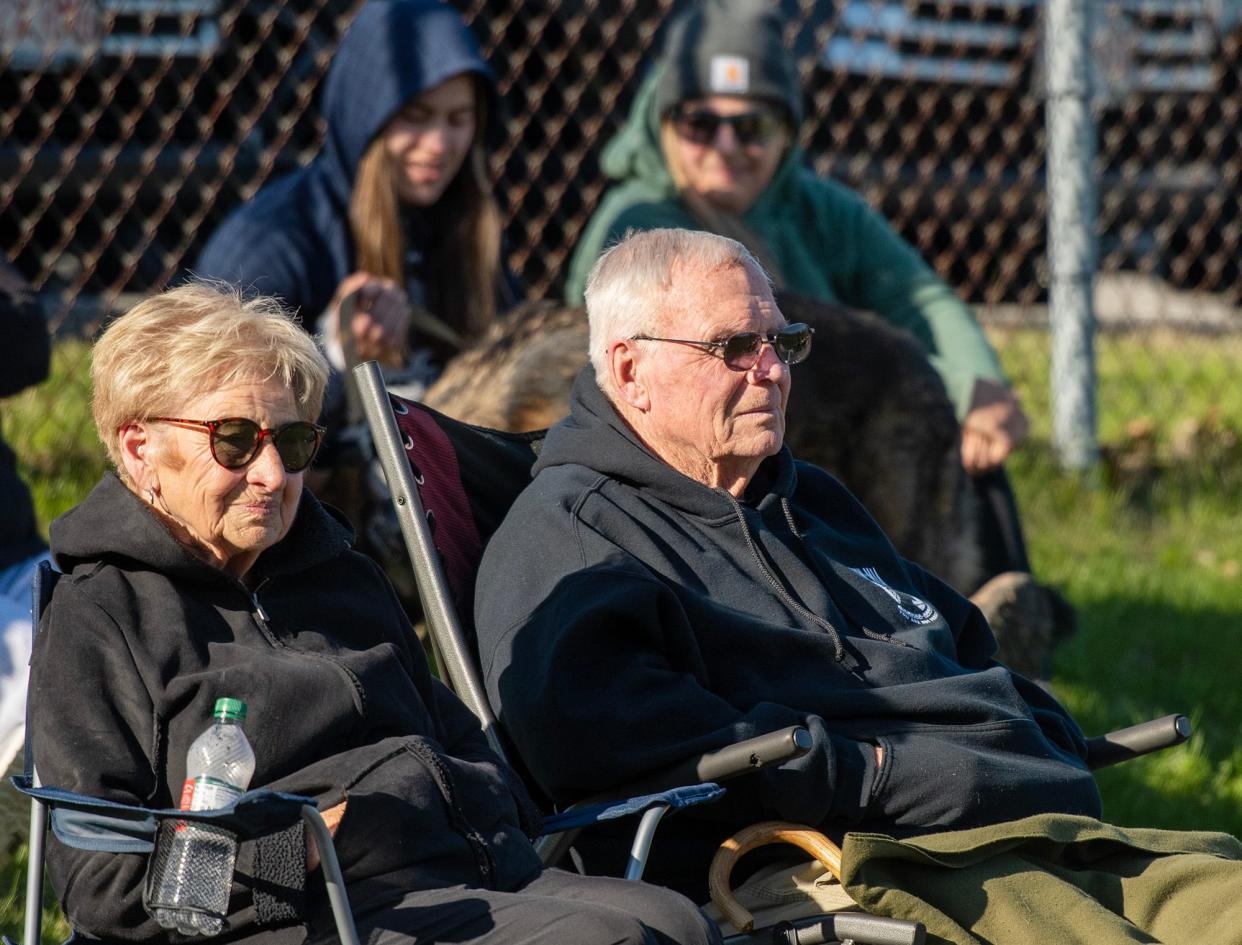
[840,813,1242,944]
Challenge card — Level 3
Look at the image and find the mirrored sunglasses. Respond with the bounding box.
[632,323,815,371]
[150,417,326,472]
[670,107,784,147]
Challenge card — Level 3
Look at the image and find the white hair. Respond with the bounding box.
[584,228,771,394]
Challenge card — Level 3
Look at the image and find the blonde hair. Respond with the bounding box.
[91,281,329,475]
[585,228,770,393]
[659,120,788,285]
[350,76,502,344]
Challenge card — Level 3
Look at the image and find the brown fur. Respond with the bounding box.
[425,293,984,593]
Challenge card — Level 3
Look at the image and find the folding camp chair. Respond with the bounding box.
[352,359,1194,945]
[6,561,360,945]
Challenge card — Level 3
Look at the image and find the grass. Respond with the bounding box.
[0,329,1240,936]
[995,327,1242,837]
[0,845,68,944]
[3,341,107,526]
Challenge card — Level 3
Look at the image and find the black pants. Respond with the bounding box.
[317,868,721,945]
[970,467,1031,587]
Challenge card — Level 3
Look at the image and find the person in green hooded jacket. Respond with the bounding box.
[566,0,1047,614]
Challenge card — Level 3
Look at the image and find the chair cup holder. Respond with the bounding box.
[142,818,239,935]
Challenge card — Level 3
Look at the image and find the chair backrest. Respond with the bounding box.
[388,396,543,626]
[353,362,540,761]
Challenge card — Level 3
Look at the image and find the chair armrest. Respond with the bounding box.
[533,728,809,868]
[606,726,813,800]
[10,777,315,852]
[723,912,926,945]
[1085,713,1192,770]
[543,783,726,834]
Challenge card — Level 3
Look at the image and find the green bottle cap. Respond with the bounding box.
[213,697,247,722]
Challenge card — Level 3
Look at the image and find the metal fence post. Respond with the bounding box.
[1045,0,1099,468]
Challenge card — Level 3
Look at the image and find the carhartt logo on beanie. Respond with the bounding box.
[655,0,802,124]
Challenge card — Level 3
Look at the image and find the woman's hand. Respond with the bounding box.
[306,798,348,872]
[331,273,412,368]
[961,377,1029,475]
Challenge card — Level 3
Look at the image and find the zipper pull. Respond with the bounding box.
[251,593,271,631]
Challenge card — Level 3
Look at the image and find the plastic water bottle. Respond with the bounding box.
[153,698,256,936]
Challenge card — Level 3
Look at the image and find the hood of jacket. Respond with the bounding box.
[50,472,355,586]
[600,67,809,225]
[315,0,495,210]
[535,368,799,523]
[193,1,496,316]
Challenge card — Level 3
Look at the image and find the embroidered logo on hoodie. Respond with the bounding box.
[849,566,940,626]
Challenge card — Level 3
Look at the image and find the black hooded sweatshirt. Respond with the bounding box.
[31,475,541,944]
[475,372,1101,896]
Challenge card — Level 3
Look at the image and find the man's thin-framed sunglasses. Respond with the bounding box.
[149,417,326,472]
[631,323,815,371]
[670,106,784,147]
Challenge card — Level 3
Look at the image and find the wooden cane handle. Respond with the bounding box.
[707,821,844,933]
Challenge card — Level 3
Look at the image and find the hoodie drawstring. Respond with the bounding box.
[781,498,909,649]
[723,491,847,662]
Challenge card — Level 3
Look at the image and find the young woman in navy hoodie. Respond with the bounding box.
[196,0,518,397]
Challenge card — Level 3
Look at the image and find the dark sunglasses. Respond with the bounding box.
[150,417,326,472]
[670,106,784,147]
[632,323,815,371]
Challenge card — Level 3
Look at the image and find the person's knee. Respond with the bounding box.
[634,889,719,945]
[608,916,712,945]
[578,889,717,945]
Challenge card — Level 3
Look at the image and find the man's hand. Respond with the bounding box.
[306,798,348,872]
[961,377,1029,475]
[330,273,412,368]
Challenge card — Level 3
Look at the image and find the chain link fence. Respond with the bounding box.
[2,0,1241,490]
[4,5,1242,911]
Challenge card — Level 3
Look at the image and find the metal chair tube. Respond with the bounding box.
[624,804,671,881]
[352,361,504,757]
[21,797,47,945]
[302,805,360,945]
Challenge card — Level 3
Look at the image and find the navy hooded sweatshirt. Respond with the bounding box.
[195,0,510,327]
[474,370,1101,897]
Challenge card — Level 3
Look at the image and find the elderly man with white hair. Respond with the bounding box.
[474,228,1242,942]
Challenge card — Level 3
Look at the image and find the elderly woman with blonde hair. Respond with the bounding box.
[28,282,718,945]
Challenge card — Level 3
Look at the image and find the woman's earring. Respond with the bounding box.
[146,489,157,506]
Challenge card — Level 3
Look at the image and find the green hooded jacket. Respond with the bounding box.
[564,71,1006,418]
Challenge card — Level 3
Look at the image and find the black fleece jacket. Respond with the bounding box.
[32,474,542,944]
[475,371,1100,893]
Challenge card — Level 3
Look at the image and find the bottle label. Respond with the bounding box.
[178,775,245,812]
